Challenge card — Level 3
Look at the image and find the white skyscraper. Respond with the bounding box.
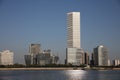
[66,12,84,65]
[0,50,14,65]
[67,12,80,48]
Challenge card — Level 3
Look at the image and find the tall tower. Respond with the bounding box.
[66,12,84,65]
[67,12,80,48]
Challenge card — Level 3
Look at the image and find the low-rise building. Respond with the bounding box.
[66,48,84,65]
[24,55,31,66]
[51,55,59,64]
[24,48,59,66]
[0,50,14,65]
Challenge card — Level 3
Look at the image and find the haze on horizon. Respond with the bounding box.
[0,0,120,64]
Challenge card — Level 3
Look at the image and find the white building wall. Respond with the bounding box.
[114,60,118,66]
[66,48,84,65]
[98,46,103,66]
[0,50,14,65]
[118,60,120,65]
[67,12,80,48]
[108,59,111,66]
[94,45,108,66]
[113,59,120,66]
[67,48,77,64]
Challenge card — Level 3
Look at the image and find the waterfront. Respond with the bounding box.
[0,70,120,80]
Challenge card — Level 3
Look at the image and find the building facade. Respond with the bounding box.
[113,59,120,66]
[66,12,84,65]
[24,45,59,66]
[0,50,14,65]
[67,12,80,48]
[24,55,31,66]
[37,49,51,65]
[84,52,89,65]
[51,55,59,64]
[93,45,108,66]
[29,44,41,54]
[66,48,84,65]
[29,44,41,65]
[36,49,59,65]
[90,53,94,66]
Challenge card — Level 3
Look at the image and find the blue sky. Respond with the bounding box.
[0,0,120,64]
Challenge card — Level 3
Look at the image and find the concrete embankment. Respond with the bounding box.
[112,68,120,70]
[0,67,76,70]
[0,67,120,70]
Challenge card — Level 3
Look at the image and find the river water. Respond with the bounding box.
[0,70,120,80]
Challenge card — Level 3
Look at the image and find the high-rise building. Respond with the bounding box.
[108,59,111,66]
[29,44,41,54]
[93,45,108,66]
[90,53,94,66]
[84,52,89,65]
[0,50,14,65]
[66,12,84,65]
[67,12,80,48]
[29,44,41,65]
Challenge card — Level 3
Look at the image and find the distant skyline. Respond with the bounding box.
[0,0,120,64]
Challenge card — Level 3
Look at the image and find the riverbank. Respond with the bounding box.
[0,67,120,70]
[0,67,76,70]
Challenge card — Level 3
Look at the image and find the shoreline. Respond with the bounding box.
[0,67,120,70]
[0,67,75,70]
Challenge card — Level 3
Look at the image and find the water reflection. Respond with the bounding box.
[64,70,87,80]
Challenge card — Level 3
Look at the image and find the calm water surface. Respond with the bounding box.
[0,70,120,80]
